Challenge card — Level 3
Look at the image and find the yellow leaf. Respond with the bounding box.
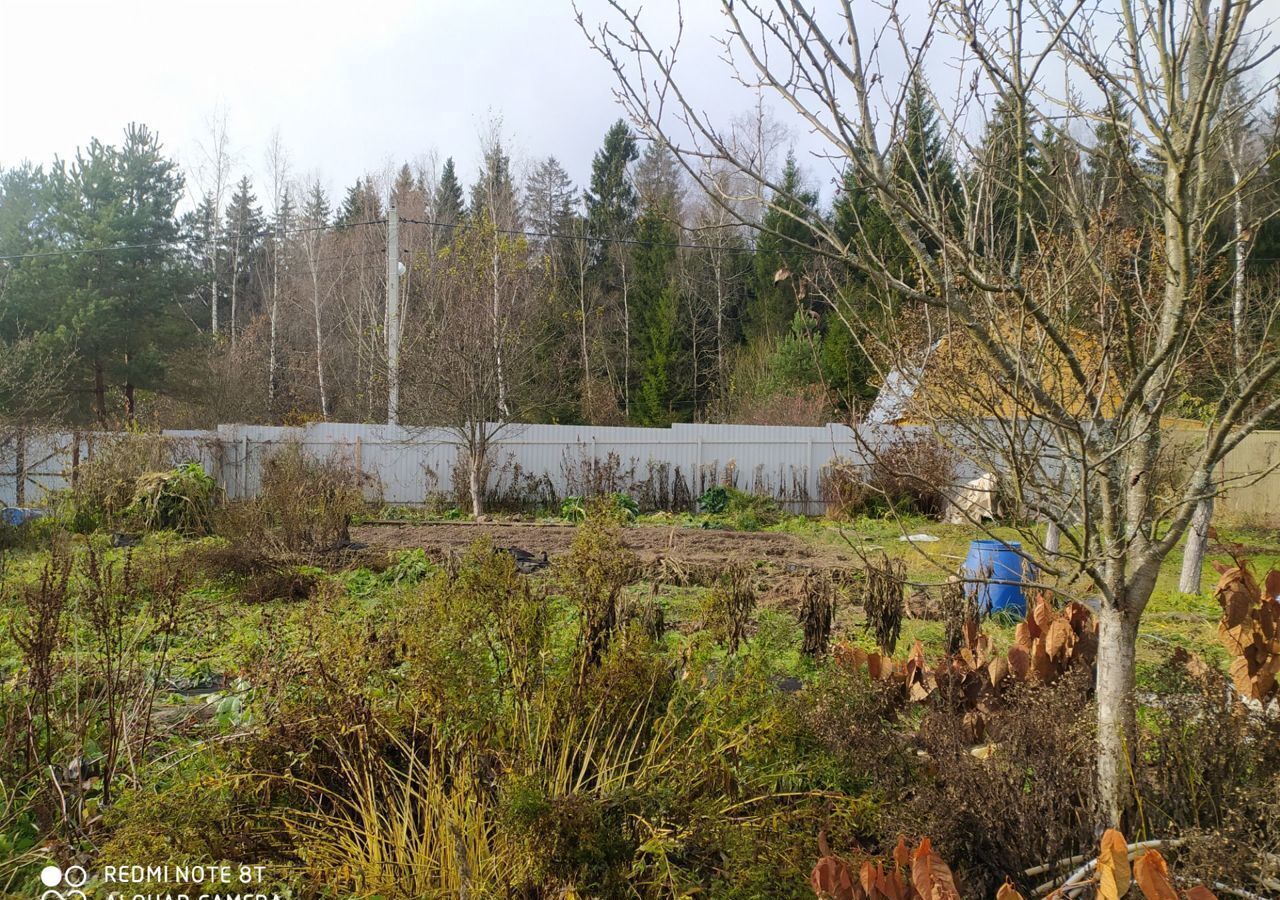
[995,879,1026,900]
[1096,828,1130,900]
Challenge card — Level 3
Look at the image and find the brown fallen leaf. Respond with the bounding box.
[810,856,855,900]
[911,837,961,900]
[1133,849,1179,900]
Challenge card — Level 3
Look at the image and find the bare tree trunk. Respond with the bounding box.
[1045,520,1061,555]
[619,249,631,417]
[311,269,328,419]
[1178,497,1213,594]
[492,240,510,418]
[209,236,219,337]
[468,446,485,517]
[713,248,725,391]
[1095,603,1139,827]
[578,242,591,388]
[1230,152,1251,376]
[229,236,241,350]
[268,285,279,409]
[265,132,288,414]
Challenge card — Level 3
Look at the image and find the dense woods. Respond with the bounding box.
[7,78,1276,432]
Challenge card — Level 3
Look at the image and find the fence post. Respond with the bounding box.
[14,430,25,507]
[807,438,814,515]
[71,430,81,489]
[241,435,250,500]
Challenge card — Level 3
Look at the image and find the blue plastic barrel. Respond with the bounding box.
[962,539,1029,617]
[1,507,45,527]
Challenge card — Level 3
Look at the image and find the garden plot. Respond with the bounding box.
[354,520,859,575]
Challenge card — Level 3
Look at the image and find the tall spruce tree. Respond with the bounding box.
[335,176,381,226]
[434,157,465,242]
[751,152,818,340]
[525,156,577,272]
[585,120,641,412]
[631,204,681,425]
[975,96,1045,254]
[896,74,962,236]
[469,137,520,229]
[303,182,330,228]
[221,175,266,344]
[585,120,639,243]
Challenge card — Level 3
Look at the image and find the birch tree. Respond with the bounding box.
[582,0,1280,827]
[194,110,232,337]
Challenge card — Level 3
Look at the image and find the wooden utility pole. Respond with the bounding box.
[386,198,401,425]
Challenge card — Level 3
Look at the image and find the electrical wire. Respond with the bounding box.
[398,216,747,252]
[0,218,386,263]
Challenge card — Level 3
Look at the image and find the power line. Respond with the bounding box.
[0,218,387,263]
[398,217,749,252]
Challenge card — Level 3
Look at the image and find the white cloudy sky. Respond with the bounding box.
[1,0,811,205]
[3,0,1278,210]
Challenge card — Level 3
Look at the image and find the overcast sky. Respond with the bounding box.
[1,0,819,208]
[4,0,1278,213]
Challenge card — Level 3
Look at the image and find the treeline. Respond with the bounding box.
[1,82,1278,429]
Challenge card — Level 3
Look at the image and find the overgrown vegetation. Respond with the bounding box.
[1,490,1277,898]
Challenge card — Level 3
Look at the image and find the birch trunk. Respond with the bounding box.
[311,268,328,419]
[492,239,510,418]
[1178,497,1213,594]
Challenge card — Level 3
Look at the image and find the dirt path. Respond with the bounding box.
[353,521,857,575]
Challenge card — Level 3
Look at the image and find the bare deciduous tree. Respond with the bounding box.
[581,0,1280,826]
[400,219,557,515]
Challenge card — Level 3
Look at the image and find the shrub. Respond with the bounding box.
[556,513,638,682]
[702,564,757,653]
[866,432,957,519]
[819,457,885,519]
[697,486,784,530]
[56,433,195,532]
[127,462,220,535]
[698,485,732,514]
[222,443,370,554]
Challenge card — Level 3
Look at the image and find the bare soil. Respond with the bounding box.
[352,521,857,577]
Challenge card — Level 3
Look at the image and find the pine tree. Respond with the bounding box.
[469,138,519,229]
[434,157,465,242]
[751,152,818,340]
[585,120,639,242]
[31,124,196,421]
[335,176,381,227]
[221,175,266,344]
[631,206,681,425]
[303,182,331,227]
[975,96,1044,254]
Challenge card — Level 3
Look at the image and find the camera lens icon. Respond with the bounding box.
[39,864,88,900]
